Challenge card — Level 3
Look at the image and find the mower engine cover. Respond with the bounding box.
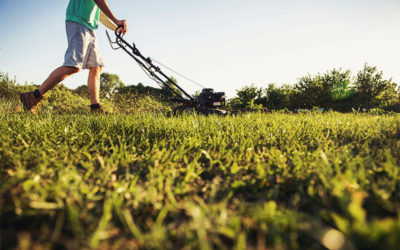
[197,88,226,108]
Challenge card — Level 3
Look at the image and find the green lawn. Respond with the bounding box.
[1,112,399,249]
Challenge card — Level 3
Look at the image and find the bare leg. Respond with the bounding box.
[38,66,80,95]
[88,66,103,104]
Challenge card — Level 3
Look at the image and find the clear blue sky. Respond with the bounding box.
[0,0,399,98]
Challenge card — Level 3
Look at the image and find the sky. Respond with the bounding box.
[0,0,399,98]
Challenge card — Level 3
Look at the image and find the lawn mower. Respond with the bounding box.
[106,27,228,115]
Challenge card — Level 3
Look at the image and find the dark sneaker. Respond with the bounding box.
[90,103,107,114]
[20,92,44,114]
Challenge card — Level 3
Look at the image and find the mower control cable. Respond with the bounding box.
[149,57,207,89]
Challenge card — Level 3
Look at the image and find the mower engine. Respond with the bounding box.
[196,88,226,108]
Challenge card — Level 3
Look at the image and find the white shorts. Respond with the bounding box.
[63,21,104,69]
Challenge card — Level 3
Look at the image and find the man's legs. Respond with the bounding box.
[88,66,102,104]
[38,66,80,95]
[20,65,80,114]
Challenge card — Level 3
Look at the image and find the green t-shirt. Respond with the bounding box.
[66,0,100,30]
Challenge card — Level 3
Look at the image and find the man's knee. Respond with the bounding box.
[71,67,81,74]
[64,66,80,74]
[91,66,103,73]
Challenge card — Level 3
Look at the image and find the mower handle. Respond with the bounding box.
[106,26,196,102]
[115,25,125,37]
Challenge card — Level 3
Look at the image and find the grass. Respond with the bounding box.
[1,111,399,249]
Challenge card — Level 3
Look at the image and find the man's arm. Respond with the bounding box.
[94,0,127,33]
[99,11,117,31]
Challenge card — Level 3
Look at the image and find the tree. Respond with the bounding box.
[292,69,354,110]
[161,76,182,98]
[229,84,262,110]
[73,85,88,97]
[292,74,323,109]
[100,72,125,99]
[354,64,398,108]
[259,83,294,110]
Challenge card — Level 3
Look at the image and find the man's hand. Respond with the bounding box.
[115,20,127,34]
[94,0,127,34]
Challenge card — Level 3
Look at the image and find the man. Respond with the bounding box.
[20,0,127,114]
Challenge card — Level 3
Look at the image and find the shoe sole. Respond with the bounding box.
[19,94,28,111]
[19,93,38,114]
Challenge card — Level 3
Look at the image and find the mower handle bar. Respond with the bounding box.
[107,26,195,102]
